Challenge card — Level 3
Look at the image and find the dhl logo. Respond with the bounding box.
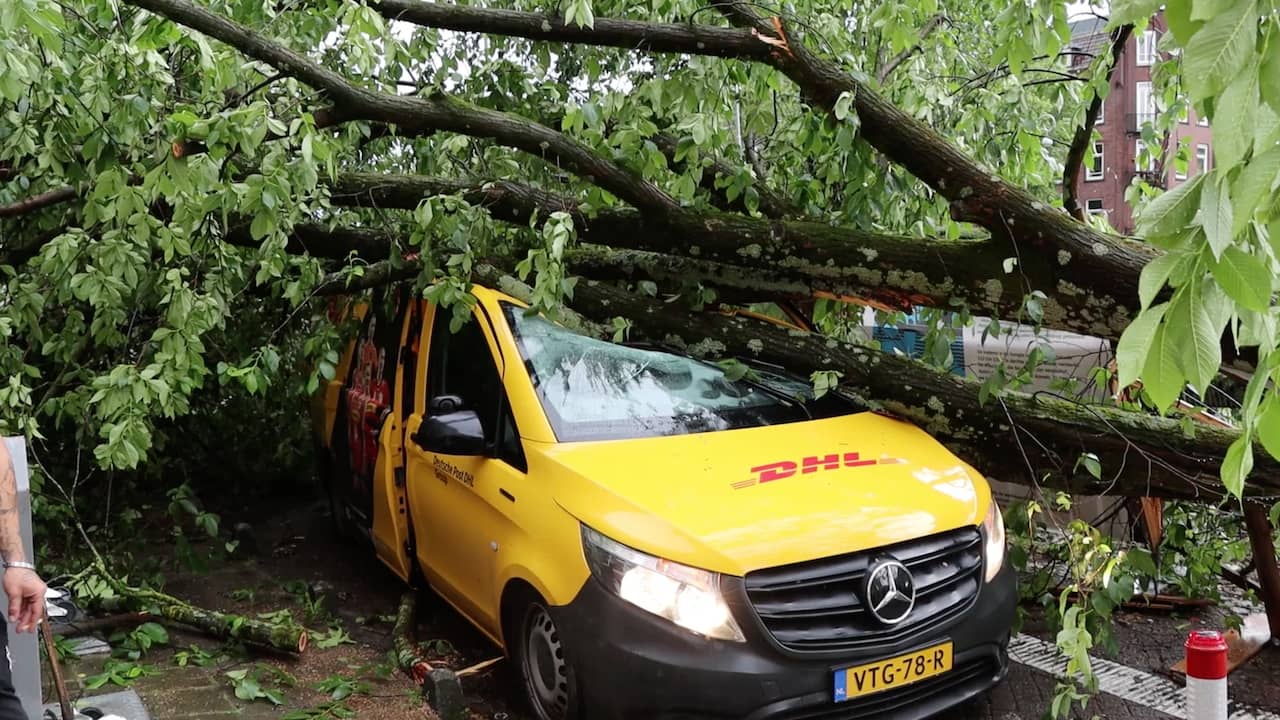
[731,453,907,489]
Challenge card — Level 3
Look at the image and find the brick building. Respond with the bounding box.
[1067,15,1214,233]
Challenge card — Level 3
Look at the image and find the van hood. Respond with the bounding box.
[542,412,990,576]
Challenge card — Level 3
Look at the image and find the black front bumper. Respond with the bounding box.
[550,563,1015,720]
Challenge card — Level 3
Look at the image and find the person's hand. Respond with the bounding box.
[3,567,46,633]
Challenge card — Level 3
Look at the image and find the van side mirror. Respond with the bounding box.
[414,398,486,456]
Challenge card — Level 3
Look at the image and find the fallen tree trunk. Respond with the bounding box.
[99,587,308,654]
[393,592,432,685]
[469,265,1277,501]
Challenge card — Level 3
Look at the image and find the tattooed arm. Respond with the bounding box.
[0,442,45,633]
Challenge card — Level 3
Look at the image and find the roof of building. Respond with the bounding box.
[1068,16,1107,38]
[1067,16,1108,60]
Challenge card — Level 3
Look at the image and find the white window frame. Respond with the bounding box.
[1135,81,1157,127]
[1198,113,1209,127]
[1174,149,1188,180]
[1086,142,1104,181]
[1136,30,1156,66]
[1195,144,1211,174]
[1096,96,1105,124]
[1086,199,1105,217]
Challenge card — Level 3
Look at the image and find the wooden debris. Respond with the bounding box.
[455,656,502,678]
[1171,626,1269,677]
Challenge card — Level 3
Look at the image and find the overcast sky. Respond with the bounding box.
[1066,1,1109,20]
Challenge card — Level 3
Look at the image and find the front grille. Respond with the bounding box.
[777,657,997,720]
[743,527,982,653]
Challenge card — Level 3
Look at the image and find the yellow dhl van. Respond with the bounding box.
[312,284,1015,720]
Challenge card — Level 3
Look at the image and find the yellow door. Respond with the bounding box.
[403,302,529,638]
[369,296,421,581]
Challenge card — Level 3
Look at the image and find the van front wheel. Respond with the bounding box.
[514,599,580,720]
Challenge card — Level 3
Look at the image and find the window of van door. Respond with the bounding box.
[426,312,525,469]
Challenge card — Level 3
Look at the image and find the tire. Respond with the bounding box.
[512,597,581,720]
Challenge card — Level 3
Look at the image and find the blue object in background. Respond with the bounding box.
[870,326,966,377]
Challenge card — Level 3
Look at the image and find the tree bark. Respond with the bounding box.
[325,172,1131,339]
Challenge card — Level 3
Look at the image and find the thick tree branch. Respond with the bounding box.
[222,221,393,260]
[323,171,1129,339]
[1063,24,1133,220]
[316,258,421,295]
[126,0,685,218]
[0,187,78,219]
[370,0,771,60]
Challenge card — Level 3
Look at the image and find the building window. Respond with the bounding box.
[1086,142,1104,181]
[1096,96,1105,124]
[1198,113,1209,127]
[1136,30,1156,66]
[1174,148,1188,180]
[1196,144,1211,174]
[1135,82,1158,126]
[1086,199,1105,217]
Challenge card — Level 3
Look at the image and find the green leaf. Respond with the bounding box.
[834,91,855,121]
[1138,252,1183,309]
[1181,0,1258,102]
[810,370,843,399]
[1166,0,1205,45]
[1212,72,1257,174]
[1141,323,1185,410]
[1262,27,1280,112]
[249,212,272,242]
[1110,0,1163,25]
[1232,145,1280,234]
[1076,452,1101,481]
[1116,302,1167,388]
[1211,246,1272,311]
[1191,0,1239,20]
[1127,547,1158,578]
[1137,174,1204,237]
[1221,435,1253,497]
[1256,395,1280,461]
[1170,285,1223,392]
[1198,175,1233,259]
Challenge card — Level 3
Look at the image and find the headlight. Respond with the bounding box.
[982,499,1006,583]
[581,525,745,642]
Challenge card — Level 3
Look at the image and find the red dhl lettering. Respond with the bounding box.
[736,452,907,489]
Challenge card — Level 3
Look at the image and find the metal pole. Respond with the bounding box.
[1242,503,1280,643]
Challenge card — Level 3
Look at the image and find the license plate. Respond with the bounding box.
[832,641,952,702]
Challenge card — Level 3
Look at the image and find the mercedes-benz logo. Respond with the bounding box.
[864,557,916,625]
